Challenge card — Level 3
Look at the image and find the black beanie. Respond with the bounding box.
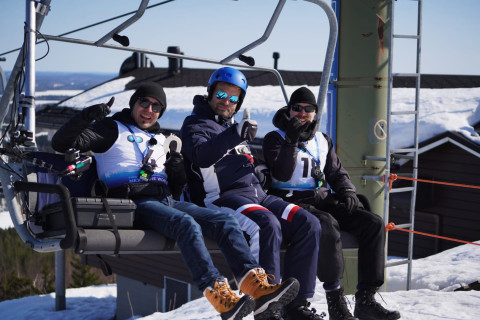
[288,87,318,112]
[129,82,167,117]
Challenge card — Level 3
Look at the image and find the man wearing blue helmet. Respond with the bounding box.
[180,67,324,320]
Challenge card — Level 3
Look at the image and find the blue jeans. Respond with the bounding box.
[133,196,259,291]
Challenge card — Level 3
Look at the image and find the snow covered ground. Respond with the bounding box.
[0,210,478,320]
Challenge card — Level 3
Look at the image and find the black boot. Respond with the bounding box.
[284,299,326,320]
[326,288,358,320]
[354,288,401,320]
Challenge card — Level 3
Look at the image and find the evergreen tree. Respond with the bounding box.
[70,255,101,288]
[0,271,39,301]
[40,260,55,293]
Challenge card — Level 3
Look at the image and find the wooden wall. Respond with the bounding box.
[388,142,480,258]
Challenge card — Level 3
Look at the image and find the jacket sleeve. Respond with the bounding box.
[262,131,298,182]
[180,117,243,168]
[322,133,356,193]
[51,112,118,154]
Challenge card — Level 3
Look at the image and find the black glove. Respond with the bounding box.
[337,189,359,214]
[255,163,272,191]
[283,114,310,144]
[164,151,187,200]
[236,109,258,142]
[299,190,322,207]
[82,97,114,122]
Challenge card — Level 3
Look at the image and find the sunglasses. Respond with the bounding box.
[291,104,316,113]
[216,90,239,104]
[138,97,164,113]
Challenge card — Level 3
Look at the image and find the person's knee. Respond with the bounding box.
[299,210,322,235]
[317,211,340,230]
[363,211,386,239]
[258,212,282,232]
[177,214,202,234]
[370,212,385,230]
[220,213,244,233]
[258,214,282,244]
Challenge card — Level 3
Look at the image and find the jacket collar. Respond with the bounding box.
[192,95,235,127]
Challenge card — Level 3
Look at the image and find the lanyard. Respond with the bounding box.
[298,135,320,165]
[126,124,157,164]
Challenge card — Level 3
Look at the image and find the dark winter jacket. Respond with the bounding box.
[263,107,355,207]
[51,108,162,153]
[180,95,262,206]
[51,108,175,198]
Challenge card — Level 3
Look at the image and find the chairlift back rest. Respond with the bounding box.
[15,152,358,255]
[15,151,218,255]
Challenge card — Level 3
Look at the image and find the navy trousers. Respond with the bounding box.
[212,187,321,299]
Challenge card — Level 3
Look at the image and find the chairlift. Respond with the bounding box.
[0,0,341,311]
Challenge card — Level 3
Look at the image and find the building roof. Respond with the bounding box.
[118,67,480,89]
[395,130,480,167]
[418,130,480,158]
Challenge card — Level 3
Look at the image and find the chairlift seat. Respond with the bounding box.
[16,151,359,254]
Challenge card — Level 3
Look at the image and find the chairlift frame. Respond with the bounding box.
[1,0,338,253]
[0,0,338,312]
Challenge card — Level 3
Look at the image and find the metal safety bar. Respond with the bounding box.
[94,0,150,46]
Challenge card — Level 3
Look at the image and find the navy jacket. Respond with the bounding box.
[180,95,262,206]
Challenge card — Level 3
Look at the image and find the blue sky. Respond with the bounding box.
[0,0,479,75]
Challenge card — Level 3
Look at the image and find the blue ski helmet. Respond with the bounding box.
[207,67,247,113]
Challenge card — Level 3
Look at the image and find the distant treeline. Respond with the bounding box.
[0,228,115,302]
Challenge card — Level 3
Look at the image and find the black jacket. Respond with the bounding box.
[51,108,161,153]
[51,108,174,198]
[262,107,355,206]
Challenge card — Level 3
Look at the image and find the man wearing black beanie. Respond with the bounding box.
[263,87,401,320]
[52,82,288,320]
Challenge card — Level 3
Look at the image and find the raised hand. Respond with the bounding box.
[283,114,310,144]
[82,97,115,122]
[236,108,258,142]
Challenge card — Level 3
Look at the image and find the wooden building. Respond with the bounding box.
[388,130,480,258]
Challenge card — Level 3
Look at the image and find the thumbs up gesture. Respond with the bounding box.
[236,108,258,142]
[82,97,115,122]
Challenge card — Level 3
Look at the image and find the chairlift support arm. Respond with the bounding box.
[94,0,151,46]
[220,0,286,66]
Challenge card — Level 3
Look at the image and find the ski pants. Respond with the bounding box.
[211,188,321,299]
[303,203,386,288]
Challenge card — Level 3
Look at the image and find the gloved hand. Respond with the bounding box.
[255,163,272,191]
[299,190,322,207]
[82,97,115,122]
[283,114,310,144]
[164,151,187,200]
[236,108,258,142]
[337,189,359,214]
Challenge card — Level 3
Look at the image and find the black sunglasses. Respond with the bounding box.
[138,97,164,113]
[291,104,316,113]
